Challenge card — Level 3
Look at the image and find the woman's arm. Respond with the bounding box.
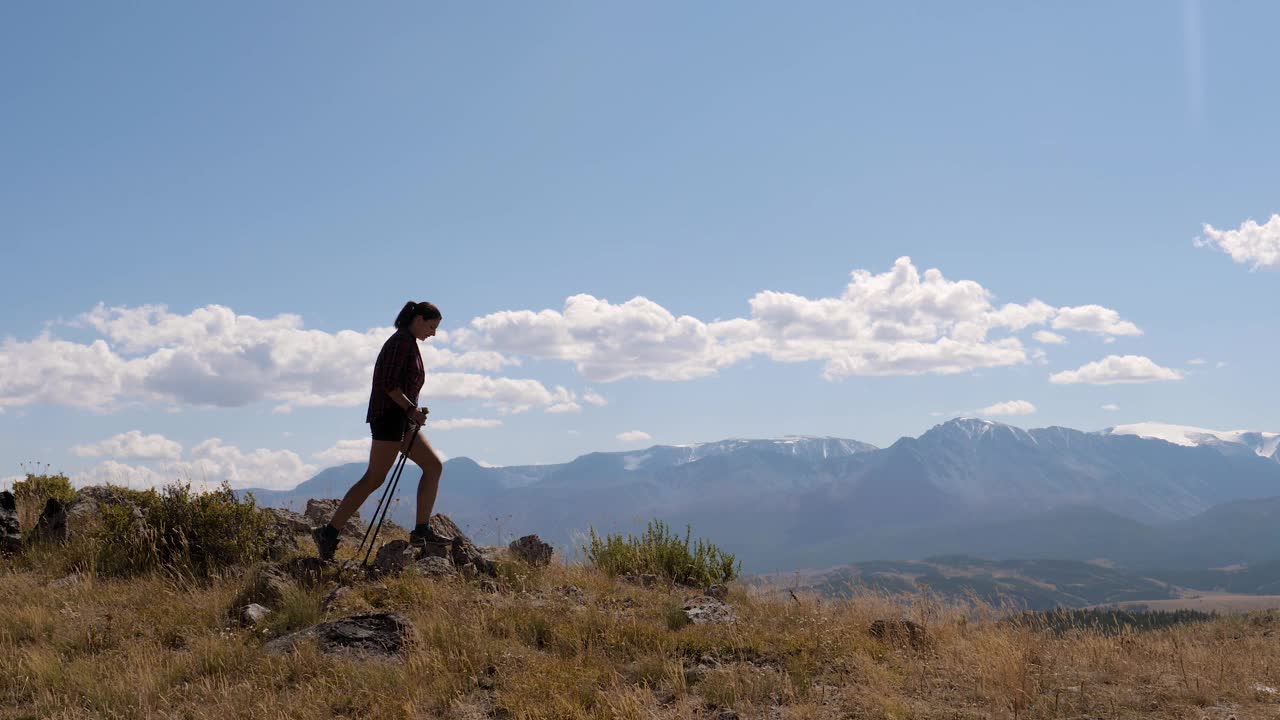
[386,388,427,423]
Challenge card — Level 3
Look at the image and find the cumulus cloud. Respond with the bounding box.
[1032,331,1066,345]
[1101,403,1120,411]
[1051,306,1142,336]
[71,430,183,461]
[313,439,371,465]
[72,436,317,492]
[582,390,607,407]
[0,303,567,415]
[456,257,1140,382]
[1188,358,1207,365]
[1049,355,1184,385]
[1196,214,1280,270]
[0,475,22,491]
[975,400,1037,416]
[429,418,503,430]
[616,430,652,443]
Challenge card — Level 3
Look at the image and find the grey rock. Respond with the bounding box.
[430,514,496,577]
[303,499,365,538]
[682,596,736,625]
[65,486,146,538]
[415,555,456,578]
[508,534,553,567]
[241,566,292,608]
[706,584,729,601]
[0,491,20,554]
[264,612,415,658]
[372,539,415,576]
[321,585,354,612]
[241,603,272,627]
[32,497,67,543]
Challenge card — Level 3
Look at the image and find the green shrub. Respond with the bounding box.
[11,471,77,530]
[94,481,271,579]
[583,519,740,587]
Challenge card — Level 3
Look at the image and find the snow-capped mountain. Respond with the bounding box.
[1101,422,1280,462]
[244,418,1280,573]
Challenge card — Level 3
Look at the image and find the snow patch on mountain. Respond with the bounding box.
[1103,422,1280,460]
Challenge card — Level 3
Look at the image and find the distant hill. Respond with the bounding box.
[239,419,1280,574]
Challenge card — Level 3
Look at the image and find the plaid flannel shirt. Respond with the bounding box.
[366,328,425,423]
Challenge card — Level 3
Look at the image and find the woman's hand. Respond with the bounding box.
[408,406,428,425]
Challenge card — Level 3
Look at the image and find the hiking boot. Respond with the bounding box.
[409,525,453,548]
[312,524,340,562]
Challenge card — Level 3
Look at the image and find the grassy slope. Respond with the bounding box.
[3,535,1280,719]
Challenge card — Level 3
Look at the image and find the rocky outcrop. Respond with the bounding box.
[508,534,553,567]
[32,497,67,543]
[264,612,415,658]
[683,595,736,625]
[430,514,496,577]
[65,486,146,538]
[303,499,365,538]
[1,491,21,554]
[372,540,416,576]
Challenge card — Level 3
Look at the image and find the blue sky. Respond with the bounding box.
[2,1,1277,491]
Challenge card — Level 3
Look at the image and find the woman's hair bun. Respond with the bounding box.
[394,300,443,329]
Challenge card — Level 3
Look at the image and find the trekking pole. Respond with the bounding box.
[360,421,421,568]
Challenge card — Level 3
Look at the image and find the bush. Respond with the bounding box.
[10,471,76,531]
[583,519,740,587]
[93,481,272,579]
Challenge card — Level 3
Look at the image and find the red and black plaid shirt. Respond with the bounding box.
[366,328,425,423]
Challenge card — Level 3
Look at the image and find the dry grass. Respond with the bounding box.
[3,539,1278,720]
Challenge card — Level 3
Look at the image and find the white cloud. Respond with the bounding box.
[1,475,22,491]
[545,402,582,414]
[582,390,608,407]
[429,418,503,430]
[455,257,1140,382]
[1101,404,1120,411]
[314,438,371,465]
[0,303,566,415]
[616,430,652,443]
[1196,214,1280,270]
[73,438,317,492]
[1216,361,1227,368]
[975,400,1036,416]
[1188,358,1207,365]
[1032,331,1066,345]
[1051,305,1142,337]
[1049,355,1184,385]
[71,430,183,461]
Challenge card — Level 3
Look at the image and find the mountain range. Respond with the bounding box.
[241,419,1280,574]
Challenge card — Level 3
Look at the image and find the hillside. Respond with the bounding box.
[5,492,1280,720]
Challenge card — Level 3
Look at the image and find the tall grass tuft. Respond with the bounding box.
[583,519,740,586]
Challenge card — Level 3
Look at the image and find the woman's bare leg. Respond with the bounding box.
[330,439,401,530]
[404,430,444,525]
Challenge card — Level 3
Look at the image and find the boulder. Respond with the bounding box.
[32,497,68,543]
[372,539,416,576]
[264,612,415,658]
[430,514,496,577]
[706,584,729,601]
[415,555,456,578]
[0,491,20,554]
[508,534,553,567]
[241,603,272,627]
[65,486,146,538]
[682,596,736,625]
[303,499,365,538]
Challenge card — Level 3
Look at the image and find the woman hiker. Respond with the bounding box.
[312,301,454,561]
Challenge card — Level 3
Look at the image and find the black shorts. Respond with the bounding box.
[370,410,409,442]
